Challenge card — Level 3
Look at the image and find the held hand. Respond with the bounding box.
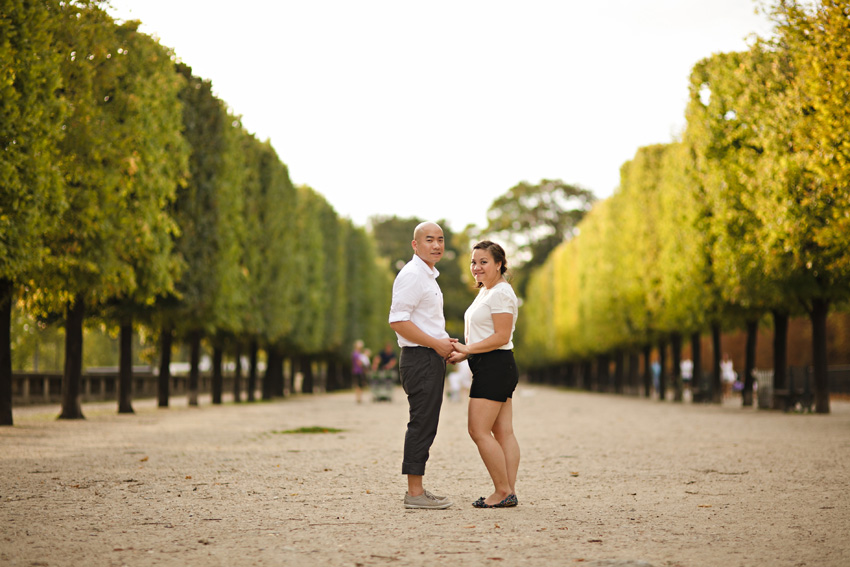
[452,341,470,355]
[433,337,455,359]
[447,351,467,364]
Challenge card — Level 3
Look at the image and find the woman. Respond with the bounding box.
[449,241,520,508]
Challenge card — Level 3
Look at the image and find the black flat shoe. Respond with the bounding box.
[472,494,518,508]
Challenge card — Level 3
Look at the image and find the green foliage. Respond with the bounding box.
[655,142,711,333]
[20,3,186,319]
[172,63,246,337]
[0,0,67,284]
[483,179,595,294]
[100,22,188,325]
[272,426,343,434]
[518,0,850,372]
[343,220,394,354]
[757,0,850,304]
[256,147,299,345]
[10,308,64,371]
[290,185,329,354]
[1,0,402,410]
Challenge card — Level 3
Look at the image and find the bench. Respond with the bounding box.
[773,366,814,412]
[690,372,713,403]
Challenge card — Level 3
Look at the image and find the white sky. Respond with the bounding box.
[106,0,774,232]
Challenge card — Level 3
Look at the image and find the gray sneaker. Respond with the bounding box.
[404,490,453,509]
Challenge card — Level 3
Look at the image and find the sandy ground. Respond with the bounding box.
[1,384,849,567]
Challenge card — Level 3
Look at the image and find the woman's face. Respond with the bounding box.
[470,248,502,288]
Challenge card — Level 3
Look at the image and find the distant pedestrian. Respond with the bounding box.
[372,342,398,378]
[447,358,472,402]
[351,340,367,404]
[721,353,737,398]
[681,358,693,385]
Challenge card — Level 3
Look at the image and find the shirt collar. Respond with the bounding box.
[411,253,440,279]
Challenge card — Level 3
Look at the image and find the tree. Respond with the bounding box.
[102,21,188,414]
[288,186,329,366]
[0,0,66,425]
[683,48,786,405]
[759,0,850,413]
[342,220,394,355]
[254,145,299,399]
[171,62,246,405]
[33,2,182,419]
[483,179,595,293]
[655,142,710,401]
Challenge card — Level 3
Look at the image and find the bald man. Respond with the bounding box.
[389,222,455,509]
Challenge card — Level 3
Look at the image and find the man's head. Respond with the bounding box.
[412,221,444,269]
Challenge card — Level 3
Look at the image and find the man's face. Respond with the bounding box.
[412,224,444,268]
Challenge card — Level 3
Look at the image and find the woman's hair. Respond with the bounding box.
[472,240,508,287]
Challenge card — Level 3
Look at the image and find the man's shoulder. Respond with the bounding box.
[395,258,428,281]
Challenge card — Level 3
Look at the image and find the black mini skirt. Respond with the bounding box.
[467,349,519,402]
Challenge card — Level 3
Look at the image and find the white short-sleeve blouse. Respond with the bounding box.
[464,281,518,349]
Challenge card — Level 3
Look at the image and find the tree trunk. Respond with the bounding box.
[301,355,314,394]
[743,319,758,407]
[212,344,223,405]
[118,316,134,414]
[691,331,702,400]
[59,295,85,420]
[596,354,609,392]
[771,310,789,409]
[811,298,830,414]
[670,332,683,402]
[284,356,293,396]
[628,352,639,396]
[613,350,624,394]
[583,360,593,391]
[711,322,722,404]
[0,278,14,426]
[232,342,242,403]
[188,330,201,406]
[158,325,173,408]
[658,339,667,401]
[642,345,652,398]
[263,346,281,400]
[326,357,340,392]
[247,339,258,402]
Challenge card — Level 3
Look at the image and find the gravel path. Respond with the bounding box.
[2,385,849,567]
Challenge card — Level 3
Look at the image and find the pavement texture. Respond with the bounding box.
[2,384,849,567]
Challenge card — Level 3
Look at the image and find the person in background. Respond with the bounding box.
[372,341,398,379]
[681,358,694,385]
[721,353,737,398]
[447,358,472,402]
[351,340,367,404]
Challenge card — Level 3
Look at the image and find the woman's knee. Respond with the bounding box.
[492,427,514,444]
[469,419,497,443]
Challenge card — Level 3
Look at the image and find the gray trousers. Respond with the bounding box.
[399,347,446,476]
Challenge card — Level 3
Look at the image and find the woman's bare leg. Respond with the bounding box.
[492,398,519,496]
[468,398,511,505]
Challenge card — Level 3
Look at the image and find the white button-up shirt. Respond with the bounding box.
[388,254,449,347]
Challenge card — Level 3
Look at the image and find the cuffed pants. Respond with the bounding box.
[399,346,446,476]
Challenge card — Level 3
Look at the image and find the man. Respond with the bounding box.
[389,221,455,509]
